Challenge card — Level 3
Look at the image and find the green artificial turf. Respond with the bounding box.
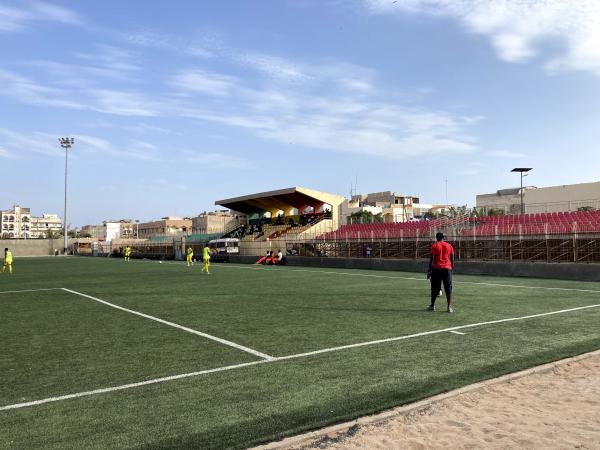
[1,257,599,449]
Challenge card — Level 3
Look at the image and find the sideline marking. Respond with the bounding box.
[0,288,62,295]
[217,264,600,294]
[449,331,466,335]
[2,301,599,411]
[61,288,274,361]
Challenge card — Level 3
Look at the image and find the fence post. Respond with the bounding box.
[415,229,419,259]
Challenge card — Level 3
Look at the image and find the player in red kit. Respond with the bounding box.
[427,232,455,313]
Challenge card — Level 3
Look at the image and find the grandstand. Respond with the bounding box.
[465,210,600,236]
[319,215,471,240]
[215,187,345,243]
[318,210,600,240]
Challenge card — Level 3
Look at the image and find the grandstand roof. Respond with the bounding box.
[215,187,345,215]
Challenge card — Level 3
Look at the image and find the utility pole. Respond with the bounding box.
[511,168,532,214]
[59,137,75,255]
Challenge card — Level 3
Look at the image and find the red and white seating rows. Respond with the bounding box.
[318,211,600,240]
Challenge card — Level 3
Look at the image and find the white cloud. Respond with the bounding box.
[0,128,62,157]
[0,69,86,109]
[0,1,83,33]
[183,151,254,170]
[0,128,160,161]
[0,146,13,158]
[489,150,527,158]
[232,51,310,82]
[364,0,600,76]
[170,70,239,97]
[90,89,161,117]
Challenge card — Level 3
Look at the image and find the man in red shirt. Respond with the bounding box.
[427,232,455,313]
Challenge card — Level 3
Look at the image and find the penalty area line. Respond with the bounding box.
[2,301,599,411]
[0,360,268,411]
[61,288,274,361]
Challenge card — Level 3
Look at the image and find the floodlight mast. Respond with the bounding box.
[59,137,75,255]
[511,168,532,214]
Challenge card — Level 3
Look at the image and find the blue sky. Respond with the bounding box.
[1,0,599,226]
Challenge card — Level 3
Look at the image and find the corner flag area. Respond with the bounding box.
[2,257,600,449]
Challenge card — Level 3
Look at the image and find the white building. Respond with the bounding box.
[192,210,246,235]
[341,191,443,224]
[476,181,600,214]
[30,214,63,238]
[1,205,31,239]
[1,205,64,239]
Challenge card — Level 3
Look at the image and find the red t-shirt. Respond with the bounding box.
[431,241,454,269]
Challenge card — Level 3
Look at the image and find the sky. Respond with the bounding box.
[1,0,599,226]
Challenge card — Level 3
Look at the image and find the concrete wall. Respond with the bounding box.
[227,255,600,282]
[0,238,74,256]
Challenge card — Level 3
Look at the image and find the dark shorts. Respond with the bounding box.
[431,268,453,297]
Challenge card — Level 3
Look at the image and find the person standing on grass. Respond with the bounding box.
[2,248,13,274]
[201,245,211,275]
[186,247,194,267]
[427,232,454,313]
[124,246,132,262]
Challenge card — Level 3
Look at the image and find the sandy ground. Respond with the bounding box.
[285,353,600,450]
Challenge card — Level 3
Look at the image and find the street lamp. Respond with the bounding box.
[511,167,532,214]
[59,137,75,255]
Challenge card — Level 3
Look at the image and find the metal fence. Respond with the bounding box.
[74,233,600,264]
[286,235,600,263]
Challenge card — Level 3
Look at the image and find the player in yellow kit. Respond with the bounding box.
[186,247,194,267]
[3,248,13,274]
[124,246,132,262]
[201,245,211,275]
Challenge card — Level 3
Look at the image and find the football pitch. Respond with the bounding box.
[1,257,600,449]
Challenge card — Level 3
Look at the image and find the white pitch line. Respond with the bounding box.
[2,301,599,411]
[217,264,600,294]
[449,331,466,335]
[61,288,274,361]
[0,287,63,295]
[272,302,600,361]
[0,360,267,411]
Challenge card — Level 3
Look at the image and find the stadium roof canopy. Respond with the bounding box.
[215,187,345,216]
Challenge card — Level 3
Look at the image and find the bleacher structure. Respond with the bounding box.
[317,210,600,241]
[464,211,600,236]
[293,209,600,263]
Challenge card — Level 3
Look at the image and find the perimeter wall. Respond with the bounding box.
[228,255,600,282]
[0,239,74,256]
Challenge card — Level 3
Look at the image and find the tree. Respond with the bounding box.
[348,210,383,224]
[46,229,60,239]
[424,211,439,220]
[487,208,505,217]
[446,205,469,218]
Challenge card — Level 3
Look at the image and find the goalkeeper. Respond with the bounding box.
[427,233,455,313]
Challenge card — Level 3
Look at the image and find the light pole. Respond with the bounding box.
[59,137,75,254]
[511,167,532,214]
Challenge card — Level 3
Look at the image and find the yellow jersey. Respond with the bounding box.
[4,251,13,264]
[202,247,211,260]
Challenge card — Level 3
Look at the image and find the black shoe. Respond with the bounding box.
[426,305,435,311]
